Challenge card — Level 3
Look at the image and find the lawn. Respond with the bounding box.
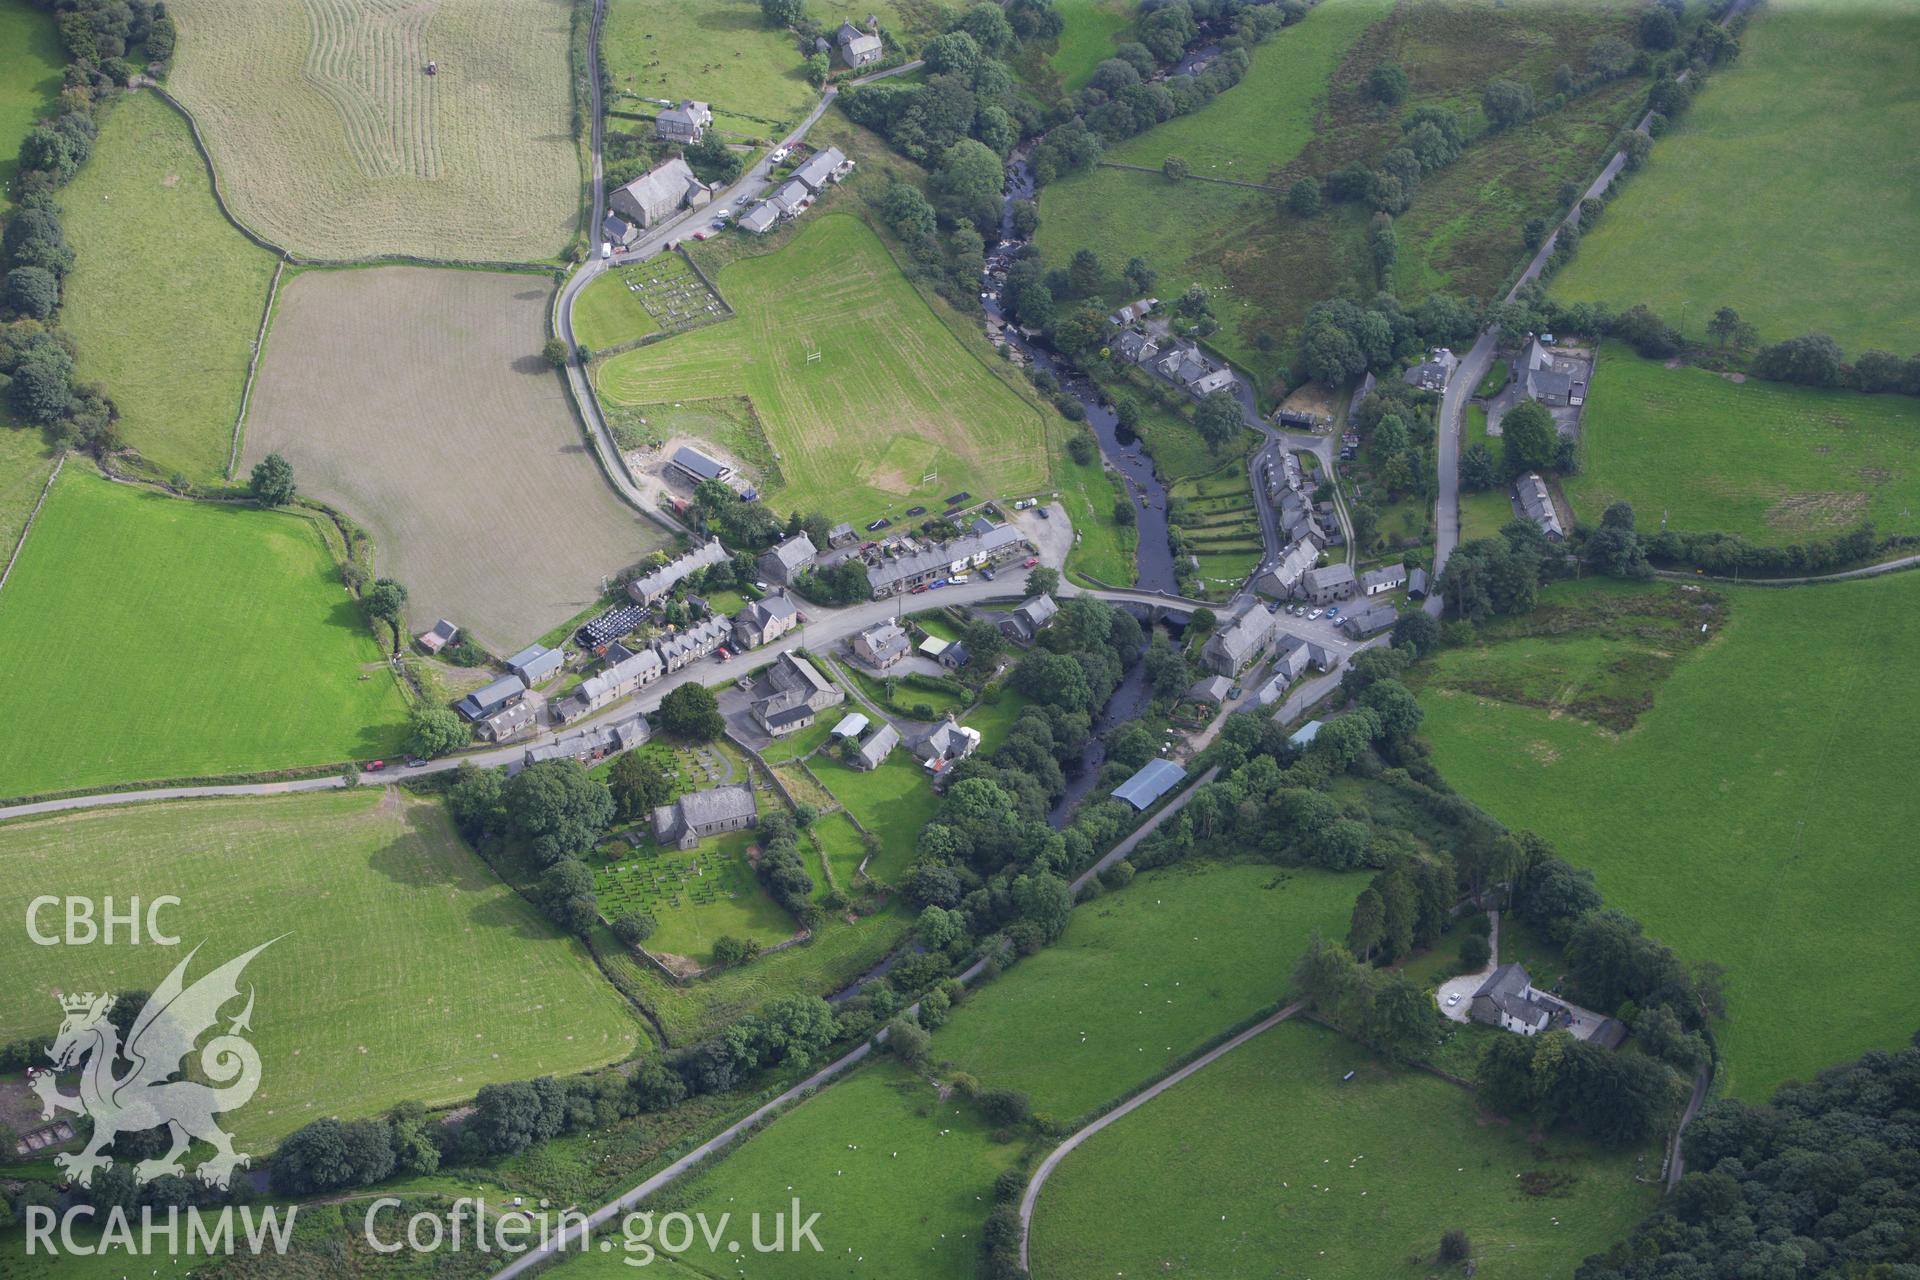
[573,266,665,351]
[1057,450,1137,586]
[1172,467,1265,597]
[1563,345,1920,544]
[1417,572,1920,1099]
[242,265,669,650]
[962,689,1035,754]
[0,790,643,1149]
[1050,0,1136,93]
[602,0,818,128]
[809,752,938,885]
[1457,405,1513,542]
[1030,1019,1659,1279]
[163,0,578,259]
[59,91,280,482]
[0,0,62,196]
[933,859,1359,1122]
[0,469,407,798]
[1550,0,1920,354]
[809,809,867,894]
[0,426,58,559]
[551,1060,1024,1280]
[597,215,1055,526]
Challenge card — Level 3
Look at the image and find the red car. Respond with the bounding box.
[910,583,930,594]
[365,760,387,772]
[1023,557,1039,569]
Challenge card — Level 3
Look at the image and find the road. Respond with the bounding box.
[1016,1000,1307,1269]
[1666,1066,1711,1190]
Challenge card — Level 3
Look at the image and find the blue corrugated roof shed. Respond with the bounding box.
[1113,757,1188,811]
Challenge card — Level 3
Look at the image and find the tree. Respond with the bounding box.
[885,1014,931,1065]
[657,682,724,741]
[1460,441,1496,491]
[1193,389,1242,453]
[407,706,471,758]
[712,935,753,966]
[612,911,657,946]
[1067,247,1103,297]
[249,452,297,507]
[1706,305,1757,352]
[922,30,982,77]
[929,139,1005,232]
[759,0,804,25]
[1026,565,1060,597]
[1458,934,1491,971]
[1500,400,1558,476]
[610,750,674,817]
[1754,333,1844,387]
[505,760,616,865]
[1481,78,1534,130]
[1347,888,1386,962]
[1162,154,1189,181]
[1359,679,1422,740]
[1286,177,1320,218]
[541,337,568,368]
[364,577,409,650]
[3,265,59,319]
[1439,1229,1472,1264]
[1391,609,1440,658]
[1367,62,1408,105]
[956,1,1013,54]
[1638,5,1677,49]
[1123,256,1156,294]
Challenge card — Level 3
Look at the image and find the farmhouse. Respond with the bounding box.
[854,620,911,668]
[1516,473,1565,540]
[1360,563,1407,596]
[555,645,663,722]
[603,212,638,249]
[734,594,799,649]
[628,538,728,605]
[1113,758,1187,811]
[1201,602,1279,676]
[751,651,844,736]
[770,179,813,218]
[999,593,1058,643]
[1403,347,1459,392]
[759,534,817,586]
[1112,330,1159,365]
[456,674,526,722]
[1523,337,1579,406]
[478,700,535,743]
[792,146,849,192]
[671,447,732,486]
[1340,602,1398,639]
[505,643,564,685]
[835,19,883,66]
[851,720,900,770]
[737,203,779,235]
[913,717,981,773]
[655,100,712,144]
[652,783,756,850]
[1469,963,1563,1036]
[609,157,713,229]
[1186,674,1232,705]
[656,614,732,672]
[525,713,649,769]
[1301,563,1356,605]
[417,618,459,654]
[867,526,1028,597]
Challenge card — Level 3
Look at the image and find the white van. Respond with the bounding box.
[949,574,970,585]
[600,241,611,260]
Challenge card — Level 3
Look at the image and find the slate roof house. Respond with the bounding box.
[733,595,799,649]
[656,614,731,672]
[1340,602,1399,639]
[526,713,649,769]
[602,212,638,249]
[854,620,911,668]
[751,651,844,736]
[1403,347,1459,392]
[1301,563,1356,605]
[506,643,565,686]
[1186,674,1232,705]
[1256,534,1321,598]
[759,534,817,586]
[628,538,728,605]
[792,146,848,191]
[655,99,712,144]
[1201,602,1279,676]
[852,721,900,770]
[555,646,663,723]
[737,202,779,235]
[1469,964,1564,1036]
[999,593,1058,643]
[1524,337,1575,406]
[770,178,812,218]
[1112,330,1159,366]
[478,700,535,743]
[1360,563,1407,596]
[912,718,980,774]
[653,783,756,850]
[867,526,1027,597]
[456,674,526,722]
[1516,472,1565,540]
[609,157,712,229]
[835,19,883,66]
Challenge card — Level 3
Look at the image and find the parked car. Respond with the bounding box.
[929,579,948,590]
[1035,508,1050,519]
[950,574,970,585]
[910,583,930,594]
[980,567,995,580]
[1446,994,1462,1007]
[365,760,387,772]
[1307,609,1323,620]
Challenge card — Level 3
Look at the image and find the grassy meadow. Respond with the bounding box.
[1050,0,1136,92]
[1031,1019,1659,1279]
[59,91,279,482]
[603,0,818,127]
[1550,0,1920,354]
[597,215,1054,525]
[934,859,1358,1122]
[809,751,939,885]
[0,790,643,1148]
[0,426,59,558]
[574,267,665,351]
[0,469,407,797]
[1564,345,1920,544]
[164,0,579,259]
[0,0,62,196]
[1457,405,1512,542]
[1418,574,1920,1098]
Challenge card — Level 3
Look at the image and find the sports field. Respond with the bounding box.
[602,0,817,127]
[242,265,667,650]
[596,215,1054,524]
[0,0,62,195]
[1030,1019,1658,1279]
[1418,574,1920,1098]
[163,0,579,260]
[59,92,279,482]
[0,468,407,798]
[0,790,642,1148]
[1564,346,1920,543]
[934,860,1357,1122]
[1551,0,1920,354]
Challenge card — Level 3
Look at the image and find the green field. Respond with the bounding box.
[934,860,1358,1122]
[1050,0,1136,92]
[1172,467,1265,596]
[0,427,59,558]
[810,752,938,885]
[0,0,62,195]
[1564,345,1920,544]
[59,91,279,481]
[551,1061,1022,1280]
[809,809,867,892]
[598,215,1055,525]
[603,0,819,128]
[1031,1019,1658,1279]
[0,790,643,1148]
[1418,574,1920,1098]
[1457,405,1511,542]
[0,469,408,798]
[1058,451,1137,586]
[574,267,665,351]
[1551,0,1920,354]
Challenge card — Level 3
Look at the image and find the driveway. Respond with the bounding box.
[1435,909,1499,1022]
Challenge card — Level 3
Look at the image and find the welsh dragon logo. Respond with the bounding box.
[31,940,278,1190]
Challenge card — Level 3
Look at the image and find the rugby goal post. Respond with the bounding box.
[803,339,822,365]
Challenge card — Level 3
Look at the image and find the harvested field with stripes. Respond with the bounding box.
[164,0,579,260]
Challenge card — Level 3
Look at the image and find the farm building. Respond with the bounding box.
[1107,297,1156,326]
[913,718,980,774]
[855,620,910,668]
[1403,348,1458,392]
[1340,603,1398,639]
[1201,602,1279,676]
[1407,567,1428,599]
[831,712,870,739]
[670,447,732,486]
[525,713,649,770]
[1300,563,1356,605]
[835,19,883,66]
[417,619,459,654]
[1186,674,1232,705]
[628,538,728,605]
[478,700,535,743]
[733,595,799,649]
[738,203,779,235]
[759,534,817,585]
[655,100,712,144]
[852,721,900,770]
[1113,758,1187,811]
[506,643,565,685]
[1288,720,1322,749]
[609,158,713,229]
[751,651,844,736]
[555,646,664,723]
[652,783,756,850]
[656,614,731,672]
[1000,593,1059,643]
[792,146,850,192]
[456,674,526,722]
[866,526,1028,597]
[1516,473,1565,539]
[1360,563,1407,596]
